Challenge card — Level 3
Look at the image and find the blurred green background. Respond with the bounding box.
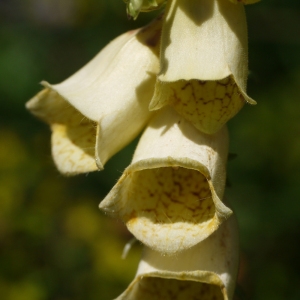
[0,0,299,299]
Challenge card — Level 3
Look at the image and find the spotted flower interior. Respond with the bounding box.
[109,167,215,254]
[151,76,246,134]
[131,278,224,300]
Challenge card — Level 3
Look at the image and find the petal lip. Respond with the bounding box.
[125,156,232,219]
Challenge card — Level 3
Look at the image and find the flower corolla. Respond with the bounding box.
[26,17,162,174]
[100,108,231,254]
[150,0,256,134]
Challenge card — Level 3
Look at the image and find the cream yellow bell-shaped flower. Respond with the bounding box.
[149,0,256,134]
[99,108,231,255]
[26,17,162,175]
[116,214,239,300]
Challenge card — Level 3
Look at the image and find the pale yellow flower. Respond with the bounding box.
[149,0,256,134]
[116,214,239,300]
[26,0,260,297]
[26,17,162,175]
[100,108,231,255]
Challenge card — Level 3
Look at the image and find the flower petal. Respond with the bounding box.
[100,108,231,254]
[150,0,256,134]
[26,17,162,173]
[116,215,239,300]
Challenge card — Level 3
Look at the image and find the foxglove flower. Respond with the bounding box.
[26,17,162,175]
[100,108,231,254]
[26,0,260,298]
[117,214,239,300]
[149,0,256,134]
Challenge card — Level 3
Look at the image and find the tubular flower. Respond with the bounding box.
[116,215,239,300]
[99,108,232,255]
[26,17,162,175]
[149,0,256,134]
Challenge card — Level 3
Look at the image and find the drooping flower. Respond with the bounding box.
[26,16,162,175]
[100,108,231,255]
[25,0,261,297]
[149,0,256,134]
[116,214,239,300]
